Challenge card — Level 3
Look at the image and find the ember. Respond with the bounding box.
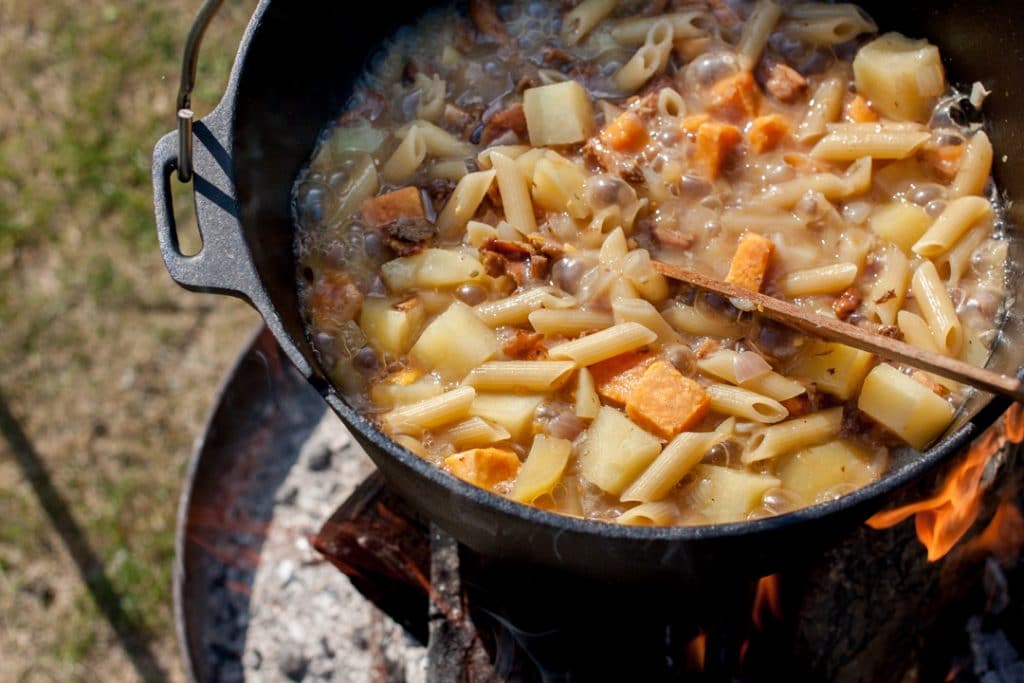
[868,405,1024,561]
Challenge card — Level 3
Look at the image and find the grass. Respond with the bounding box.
[0,1,261,680]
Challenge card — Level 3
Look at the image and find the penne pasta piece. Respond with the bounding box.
[464,361,577,392]
[384,386,477,435]
[935,225,989,286]
[436,170,497,239]
[865,245,909,326]
[777,262,859,297]
[617,501,679,526]
[530,308,615,336]
[492,152,538,235]
[757,157,872,208]
[575,367,601,419]
[737,0,784,70]
[911,260,963,356]
[510,435,573,504]
[858,364,955,450]
[399,119,472,157]
[599,226,629,264]
[811,123,931,161]
[743,407,843,463]
[612,297,678,343]
[696,350,805,401]
[477,145,531,168]
[706,384,789,424]
[610,11,709,45]
[444,417,512,449]
[897,310,940,353]
[912,196,994,258]
[614,20,674,93]
[429,158,469,181]
[561,0,618,46]
[656,87,687,118]
[780,4,876,46]
[474,287,577,327]
[413,73,446,122]
[622,429,728,503]
[720,209,806,233]
[550,322,658,367]
[949,131,993,198]
[381,127,427,183]
[795,76,845,143]
[662,302,747,339]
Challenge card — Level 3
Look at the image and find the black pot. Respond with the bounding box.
[153,0,1024,583]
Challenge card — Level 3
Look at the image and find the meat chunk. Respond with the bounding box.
[625,361,711,439]
[479,238,548,286]
[383,217,438,256]
[481,103,528,146]
[361,187,426,227]
[762,62,807,103]
[725,232,774,293]
[653,225,696,251]
[468,0,508,44]
[502,330,547,360]
[308,270,364,335]
[832,287,863,321]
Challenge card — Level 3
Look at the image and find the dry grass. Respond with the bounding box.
[0,1,265,680]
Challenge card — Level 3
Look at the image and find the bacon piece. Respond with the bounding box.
[468,0,509,44]
[653,225,696,251]
[481,103,528,146]
[626,361,711,439]
[361,186,426,227]
[832,287,863,321]
[762,62,807,103]
[725,232,774,292]
[502,330,547,360]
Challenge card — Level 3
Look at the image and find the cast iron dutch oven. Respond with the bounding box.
[153,0,1024,583]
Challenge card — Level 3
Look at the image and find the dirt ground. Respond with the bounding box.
[0,2,264,681]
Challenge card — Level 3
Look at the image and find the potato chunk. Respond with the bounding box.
[524,81,596,146]
[777,440,880,505]
[869,201,933,254]
[686,465,781,524]
[469,393,544,440]
[857,363,955,450]
[409,301,499,380]
[580,407,662,496]
[788,341,873,401]
[625,361,710,439]
[444,447,521,491]
[381,248,486,291]
[853,33,945,123]
[359,296,425,356]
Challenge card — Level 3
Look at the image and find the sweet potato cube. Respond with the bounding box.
[725,233,774,292]
[709,71,760,121]
[625,361,710,439]
[680,113,710,135]
[695,121,743,180]
[589,351,655,405]
[599,110,649,152]
[923,144,965,179]
[845,95,879,123]
[361,186,425,227]
[444,448,521,491]
[747,114,790,153]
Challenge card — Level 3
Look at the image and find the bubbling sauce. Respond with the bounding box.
[293,0,1007,526]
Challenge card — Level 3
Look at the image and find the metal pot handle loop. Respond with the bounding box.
[176,0,226,183]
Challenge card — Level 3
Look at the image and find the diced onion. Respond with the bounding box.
[733,351,772,384]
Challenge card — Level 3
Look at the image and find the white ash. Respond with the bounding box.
[241,410,427,682]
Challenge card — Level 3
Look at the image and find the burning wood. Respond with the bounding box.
[868,404,1024,561]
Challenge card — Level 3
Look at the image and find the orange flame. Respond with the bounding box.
[751,575,781,630]
[868,404,1024,561]
[686,631,706,672]
[962,499,1024,565]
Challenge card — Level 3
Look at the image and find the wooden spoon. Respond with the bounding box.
[652,260,1024,403]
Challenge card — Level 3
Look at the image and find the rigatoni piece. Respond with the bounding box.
[621,430,726,503]
[743,407,843,463]
[725,232,774,292]
[626,361,711,439]
[787,341,873,400]
[469,394,544,439]
[857,364,955,450]
[464,361,577,392]
[853,33,945,123]
[409,301,500,381]
[509,435,572,504]
[686,465,781,524]
[384,386,477,434]
[443,447,521,491]
[523,81,596,146]
[549,322,658,367]
[580,407,662,495]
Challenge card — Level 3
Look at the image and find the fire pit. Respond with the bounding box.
[176,326,1024,681]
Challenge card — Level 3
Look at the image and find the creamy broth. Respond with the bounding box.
[293,0,1007,526]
